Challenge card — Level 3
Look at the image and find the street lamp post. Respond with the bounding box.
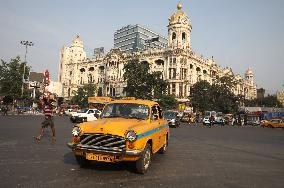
[20,41,34,97]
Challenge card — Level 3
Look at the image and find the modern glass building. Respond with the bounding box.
[114,24,168,53]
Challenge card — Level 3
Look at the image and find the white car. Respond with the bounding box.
[65,109,75,116]
[203,116,211,126]
[70,109,101,123]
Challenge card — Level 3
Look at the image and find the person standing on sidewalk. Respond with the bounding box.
[34,98,56,143]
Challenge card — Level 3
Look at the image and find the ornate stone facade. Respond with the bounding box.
[59,3,257,100]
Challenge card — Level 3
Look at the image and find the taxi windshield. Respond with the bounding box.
[101,103,149,120]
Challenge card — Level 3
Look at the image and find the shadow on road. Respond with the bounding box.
[63,152,137,173]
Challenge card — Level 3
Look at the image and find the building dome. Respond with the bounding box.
[245,67,253,75]
[169,3,190,25]
[72,35,84,48]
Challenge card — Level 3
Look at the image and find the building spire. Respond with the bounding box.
[177,2,182,10]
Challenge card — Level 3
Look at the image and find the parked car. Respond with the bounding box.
[70,109,101,123]
[203,116,210,126]
[164,110,180,128]
[65,108,75,116]
[215,112,225,125]
[67,99,169,174]
[215,117,225,125]
[203,116,215,126]
[261,119,284,128]
[180,112,195,123]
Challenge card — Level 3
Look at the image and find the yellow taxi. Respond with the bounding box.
[67,99,169,174]
[261,119,284,128]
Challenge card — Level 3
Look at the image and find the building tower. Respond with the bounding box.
[168,2,192,50]
[245,67,257,99]
[69,35,86,62]
[245,67,254,85]
[59,35,87,99]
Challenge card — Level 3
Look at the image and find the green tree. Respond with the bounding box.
[71,83,97,108]
[213,74,238,90]
[157,94,177,110]
[245,95,283,107]
[0,56,30,103]
[191,76,241,114]
[123,59,168,100]
[191,80,212,112]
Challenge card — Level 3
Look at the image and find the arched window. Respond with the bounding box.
[155,59,164,66]
[99,66,104,74]
[173,58,176,65]
[172,32,176,40]
[182,32,186,41]
[88,74,93,83]
[80,68,85,73]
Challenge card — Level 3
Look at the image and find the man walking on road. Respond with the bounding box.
[34,98,56,143]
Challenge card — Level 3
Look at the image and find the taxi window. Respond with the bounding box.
[152,106,157,115]
[157,105,163,119]
[151,106,158,120]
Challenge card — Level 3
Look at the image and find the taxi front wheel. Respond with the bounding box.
[136,143,151,174]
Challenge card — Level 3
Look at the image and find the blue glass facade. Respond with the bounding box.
[114,24,168,53]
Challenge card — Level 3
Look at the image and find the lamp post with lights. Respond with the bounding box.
[20,40,34,97]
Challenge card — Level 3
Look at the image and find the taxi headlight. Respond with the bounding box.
[126,130,137,142]
[72,126,81,137]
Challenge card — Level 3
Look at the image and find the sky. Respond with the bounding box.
[0,0,283,94]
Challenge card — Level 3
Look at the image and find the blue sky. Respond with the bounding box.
[0,0,283,94]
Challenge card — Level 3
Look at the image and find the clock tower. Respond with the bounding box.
[168,2,192,50]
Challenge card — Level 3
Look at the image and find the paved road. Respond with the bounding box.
[0,115,284,188]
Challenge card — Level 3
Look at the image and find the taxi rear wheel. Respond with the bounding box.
[75,155,90,166]
[136,143,151,174]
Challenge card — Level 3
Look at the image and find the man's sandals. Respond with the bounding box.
[33,135,41,143]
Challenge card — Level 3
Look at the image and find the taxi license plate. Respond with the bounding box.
[86,153,115,162]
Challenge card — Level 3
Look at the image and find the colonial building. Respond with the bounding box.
[277,91,284,107]
[59,3,257,100]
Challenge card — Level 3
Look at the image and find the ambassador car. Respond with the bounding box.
[261,119,284,128]
[67,99,169,174]
[164,110,180,128]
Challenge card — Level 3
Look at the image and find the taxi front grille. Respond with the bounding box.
[79,134,126,150]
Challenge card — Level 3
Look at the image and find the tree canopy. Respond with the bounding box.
[123,59,177,109]
[123,59,168,100]
[71,83,97,108]
[245,95,283,107]
[0,56,30,102]
[191,75,241,114]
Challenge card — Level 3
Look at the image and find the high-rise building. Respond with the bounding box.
[114,24,168,53]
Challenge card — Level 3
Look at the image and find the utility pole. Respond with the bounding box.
[20,41,34,97]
